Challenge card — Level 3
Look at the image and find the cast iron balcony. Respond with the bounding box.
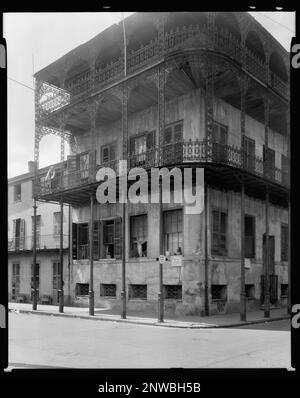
[8,234,69,252]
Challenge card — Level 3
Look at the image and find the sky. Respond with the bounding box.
[4,11,295,178]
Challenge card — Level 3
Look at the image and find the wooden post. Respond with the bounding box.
[59,199,64,313]
[89,194,94,316]
[264,187,270,318]
[240,181,246,321]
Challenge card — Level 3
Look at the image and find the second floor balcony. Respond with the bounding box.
[34,139,289,206]
[8,234,69,253]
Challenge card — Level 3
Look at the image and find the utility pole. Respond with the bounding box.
[158,179,164,322]
[32,198,38,310]
[89,194,94,315]
[59,199,64,313]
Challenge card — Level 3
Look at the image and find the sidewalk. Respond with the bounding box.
[8,302,290,329]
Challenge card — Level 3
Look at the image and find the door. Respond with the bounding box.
[52,262,60,305]
[263,146,275,180]
[262,235,277,304]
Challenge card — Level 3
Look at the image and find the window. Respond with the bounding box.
[163,121,183,164]
[129,284,147,299]
[103,218,122,259]
[52,262,60,290]
[53,212,61,235]
[100,284,116,298]
[129,131,155,167]
[245,284,255,299]
[163,209,183,256]
[281,224,288,261]
[75,283,89,296]
[163,285,182,300]
[31,263,40,300]
[243,136,255,171]
[13,218,25,251]
[281,284,288,297]
[281,155,289,186]
[130,215,147,257]
[211,285,227,300]
[212,122,228,163]
[263,146,275,180]
[72,222,100,260]
[12,263,20,300]
[79,153,89,180]
[101,143,116,164]
[212,210,227,256]
[14,184,21,201]
[245,215,255,258]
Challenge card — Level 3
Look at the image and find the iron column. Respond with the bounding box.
[59,199,64,313]
[158,178,164,322]
[89,194,94,315]
[264,187,270,318]
[240,181,246,321]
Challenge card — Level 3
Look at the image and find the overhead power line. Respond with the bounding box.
[8,76,34,92]
[258,12,295,35]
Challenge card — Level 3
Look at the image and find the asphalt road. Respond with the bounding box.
[8,313,291,369]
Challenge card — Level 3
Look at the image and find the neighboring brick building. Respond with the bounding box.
[8,162,70,305]
[31,12,290,316]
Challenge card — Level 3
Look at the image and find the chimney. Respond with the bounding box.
[28,161,37,173]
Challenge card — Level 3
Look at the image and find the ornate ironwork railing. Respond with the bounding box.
[8,234,69,252]
[34,139,288,198]
[36,24,289,118]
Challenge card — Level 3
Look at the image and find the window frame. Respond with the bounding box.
[101,142,117,164]
[211,208,228,257]
[245,214,256,259]
[129,213,148,258]
[128,284,147,300]
[281,223,288,262]
[162,208,184,256]
[14,183,22,202]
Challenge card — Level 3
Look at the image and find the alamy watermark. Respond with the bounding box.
[95,160,204,214]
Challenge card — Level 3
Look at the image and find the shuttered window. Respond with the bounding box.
[103,218,122,259]
[212,210,227,256]
[243,136,255,171]
[14,184,21,201]
[163,121,183,164]
[101,143,116,164]
[129,131,156,167]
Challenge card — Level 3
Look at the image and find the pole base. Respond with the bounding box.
[121,291,126,319]
[58,289,64,313]
[89,291,94,316]
[32,290,37,311]
[158,292,164,322]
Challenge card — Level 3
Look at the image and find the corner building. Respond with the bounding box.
[33,12,290,316]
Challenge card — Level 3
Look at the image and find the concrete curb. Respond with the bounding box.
[8,308,290,329]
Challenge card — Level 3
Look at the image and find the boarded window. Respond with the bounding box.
[129,284,147,299]
[281,155,289,186]
[245,284,255,299]
[281,223,288,261]
[245,215,255,258]
[243,136,255,171]
[281,284,288,297]
[163,209,183,256]
[12,263,20,300]
[211,285,227,300]
[76,283,89,296]
[163,285,182,300]
[212,210,227,256]
[14,184,21,201]
[212,121,228,162]
[52,262,60,290]
[130,214,147,257]
[100,284,116,298]
[263,146,275,180]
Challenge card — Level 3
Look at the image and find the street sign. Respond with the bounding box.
[158,255,166,264]
[171,255,183,267]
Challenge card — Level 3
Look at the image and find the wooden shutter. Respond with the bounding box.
[146,131,155,149]
[12,219,16,251]
[19,219,25,250]
[114,217,122,259]
[174,123,183,142]
[102,147,109,163]
[67,155,78,187]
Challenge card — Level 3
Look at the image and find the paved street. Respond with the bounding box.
[8,313,291,369]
